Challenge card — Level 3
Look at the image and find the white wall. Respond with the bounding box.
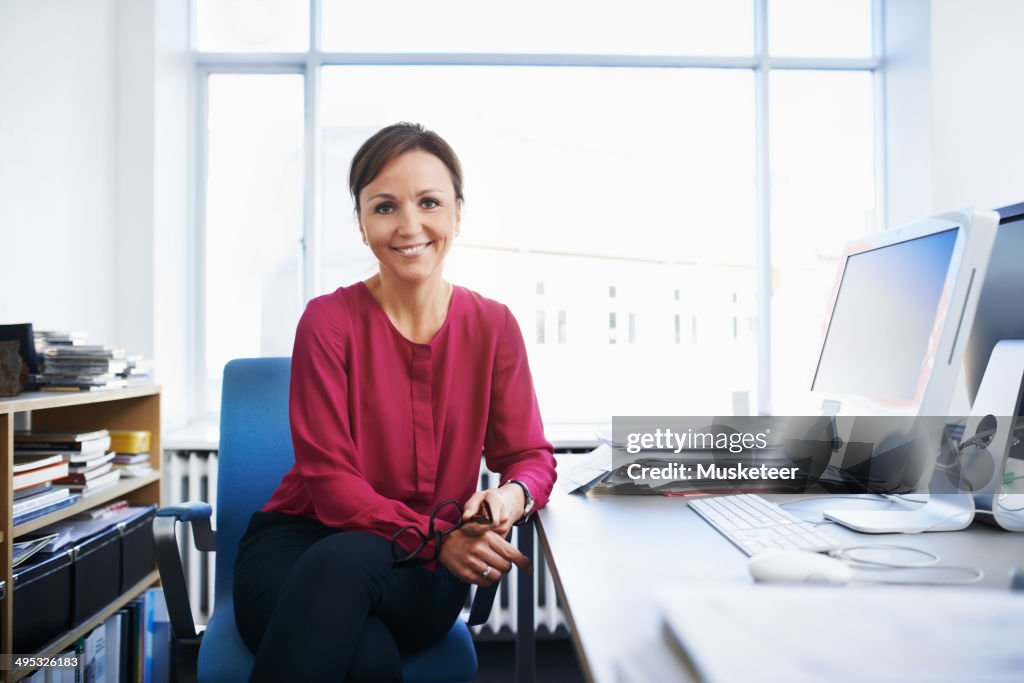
[114,0,192,427]
[0,0,191,426]
[883,0,933,226]
[0,0,118,342]
[151,0,192,428]
[930,0,1024,212]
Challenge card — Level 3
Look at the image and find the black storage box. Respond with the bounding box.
[118,505,157,591]
[13,549,73,653]
[71,524,122,627]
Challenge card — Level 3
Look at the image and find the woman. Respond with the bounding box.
[233,122,557,682]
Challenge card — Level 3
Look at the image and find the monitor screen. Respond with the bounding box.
[812,228,959,401]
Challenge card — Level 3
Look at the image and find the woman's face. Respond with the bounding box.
[358,149,461,286]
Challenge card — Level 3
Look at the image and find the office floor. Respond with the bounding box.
[474,638,585,683]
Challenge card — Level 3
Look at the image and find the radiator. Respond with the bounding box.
[162,449,218,625]
[468,469,568,639]
[162,449,568,637]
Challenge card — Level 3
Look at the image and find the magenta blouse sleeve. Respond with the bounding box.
[483,307,558,509]
[288,300,433,541]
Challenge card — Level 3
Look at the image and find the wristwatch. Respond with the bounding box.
[504,480,535,525]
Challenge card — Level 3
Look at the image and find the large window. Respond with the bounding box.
[194,0,881,422]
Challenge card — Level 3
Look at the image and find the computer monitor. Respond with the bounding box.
[809,207,1000,532]
[812,209,998,418]
[959,201,1024,530]
[963,202,1024,406]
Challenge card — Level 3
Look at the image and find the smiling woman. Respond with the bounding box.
[231,124,557,682]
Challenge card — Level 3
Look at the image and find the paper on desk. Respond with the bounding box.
[657,584,1024,683]
[557,443,613,493]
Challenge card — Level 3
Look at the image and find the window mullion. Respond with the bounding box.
[310,0,322,52]
[872,0,887,232]
[301,0,323,303]
[192,68,210,420]
[754,0,772,415]
[303,56,322,305]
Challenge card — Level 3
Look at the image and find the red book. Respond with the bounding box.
[52,462,114,485]
[13,461,70,491]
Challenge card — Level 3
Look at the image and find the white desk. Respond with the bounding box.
[536,491,1024,683]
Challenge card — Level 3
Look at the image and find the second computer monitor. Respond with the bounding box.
[811,208,999,419]
[963,202,1024,408]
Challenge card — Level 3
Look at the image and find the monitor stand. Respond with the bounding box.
[963,340,1024,531]
[822,493,974,533]
[820,415,975,533]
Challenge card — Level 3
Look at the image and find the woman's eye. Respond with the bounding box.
[374,203,394,215]
[421,198,439,209]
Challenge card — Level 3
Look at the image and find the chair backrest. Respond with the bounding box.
[214,357,293,602]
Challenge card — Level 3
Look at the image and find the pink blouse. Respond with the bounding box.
[263,281,557,553]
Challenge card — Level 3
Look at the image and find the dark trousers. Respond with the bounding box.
[233,511,469,683]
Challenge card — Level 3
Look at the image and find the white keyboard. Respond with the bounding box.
[689,494,841,556]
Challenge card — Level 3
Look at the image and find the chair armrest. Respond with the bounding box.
[157,502,217,551]
[153,502,218,642]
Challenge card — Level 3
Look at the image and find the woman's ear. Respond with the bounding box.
[359,224,368,245]
[455,200,462,236]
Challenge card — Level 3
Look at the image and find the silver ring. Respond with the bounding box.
[481,565,492,578]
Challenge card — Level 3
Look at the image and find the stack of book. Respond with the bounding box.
[12,452,78,526]
[15,429,121,498]
[120,355,155,385]
[33,329,154,390]
[110,430,154,478]
[34,329,87,349]
[37,344,128,392]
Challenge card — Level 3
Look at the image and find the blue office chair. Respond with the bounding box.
[154,358,479,683]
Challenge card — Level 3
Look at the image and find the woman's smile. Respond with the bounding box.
[390,240,435,257]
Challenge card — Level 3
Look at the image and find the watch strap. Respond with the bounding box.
[504,479,534,525]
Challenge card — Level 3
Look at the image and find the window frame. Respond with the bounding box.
[188,0,887,420]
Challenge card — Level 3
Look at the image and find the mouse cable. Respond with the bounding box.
[783,498,991,585]
[829,539,984,586]
[845,565,985,586]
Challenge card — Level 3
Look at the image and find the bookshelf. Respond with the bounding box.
[0,386,162,683]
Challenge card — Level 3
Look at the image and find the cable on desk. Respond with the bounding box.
[834,544,939,568]
[780,496,989,586]
[846,564,985,586]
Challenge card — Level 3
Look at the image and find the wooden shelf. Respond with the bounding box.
[12,472,161,539]
[0,385,159,416]
[9,570,160,683]
[2,386,162,679]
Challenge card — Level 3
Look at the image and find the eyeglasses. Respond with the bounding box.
[391,499,493,566]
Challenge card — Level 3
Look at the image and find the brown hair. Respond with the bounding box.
[349,122,464,213]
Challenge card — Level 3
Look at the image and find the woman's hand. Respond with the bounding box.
[461,484,526,537]
[439,527,531,586]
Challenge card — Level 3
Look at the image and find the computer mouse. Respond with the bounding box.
[748,549,852,585]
